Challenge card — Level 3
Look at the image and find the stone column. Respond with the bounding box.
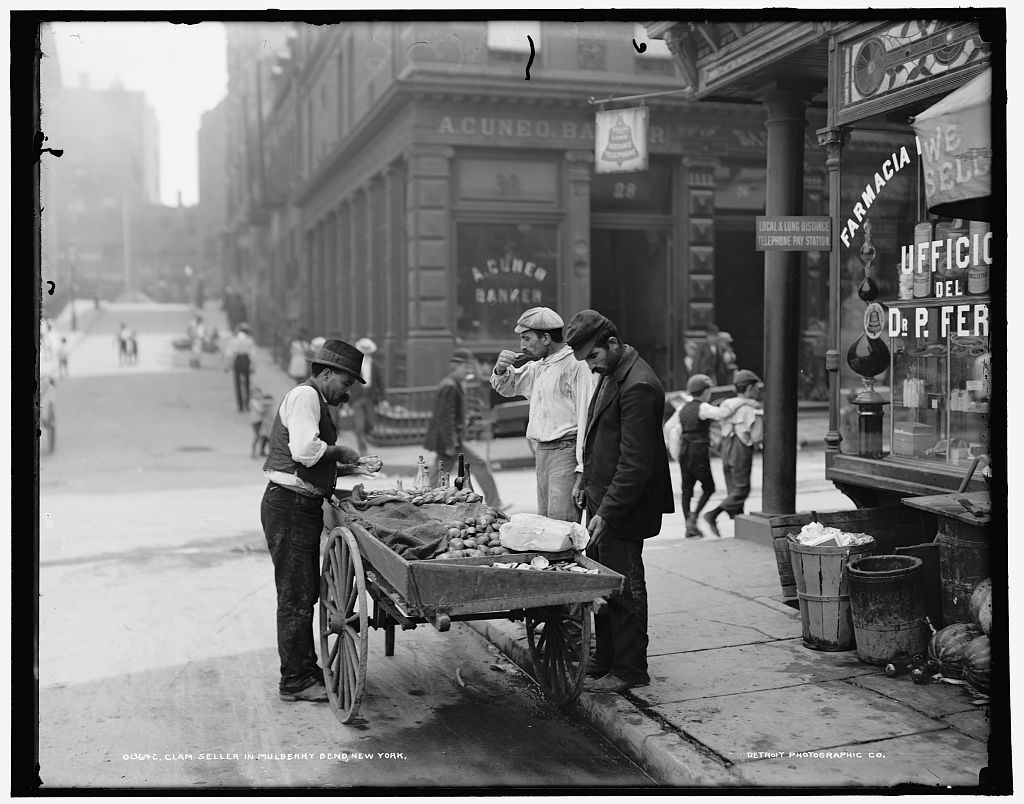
[757,85,810,516]
[345,195,359,340]
[404,144,454,387]
[325,209,338,333]
[564,150,593,315]
[817,126,849,454]
[364,178,377,341]
[381,165,397,385]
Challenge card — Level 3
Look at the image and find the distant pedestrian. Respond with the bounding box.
[287,330,311,385]
[259,391,275,457]
[224,322,256,412]
[349,337,386,454]
[56,337,69,378]
[189,315,206,369]
[248,387,269,458]
[703,369,764,538]
[676,373,757,538]
[126,330,139,365]
[691,324,731,387]
[115,322,131,365]
[424,347,504,508]
[566,309,674,694]
[194,278,206,311]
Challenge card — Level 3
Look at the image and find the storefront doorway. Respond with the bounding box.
[590,227,675,388]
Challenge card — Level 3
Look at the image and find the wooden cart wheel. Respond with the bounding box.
[525,602,592,705]
[319,526,368,723]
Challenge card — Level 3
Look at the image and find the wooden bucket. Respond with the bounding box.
[788,535,875,651]
[936,518,990,625]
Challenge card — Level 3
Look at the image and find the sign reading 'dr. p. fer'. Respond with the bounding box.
[755,216,832,251]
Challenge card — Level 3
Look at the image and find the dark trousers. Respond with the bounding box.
[428,445,502,507]
[678,437,714,517]
[260,483,325,694]
[586,531,649,684]
[233,354,251,412]
[719,435,754,517]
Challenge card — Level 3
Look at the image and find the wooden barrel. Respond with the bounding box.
[772,534,796,599]
[847,555,930,665]
[788,535,875,651]
[937,518,989,625]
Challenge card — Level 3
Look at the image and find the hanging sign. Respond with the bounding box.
[595,106,649,174]
[911,68,991,220]
[755,216,832,251]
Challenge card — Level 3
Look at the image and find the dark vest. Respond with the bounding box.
[262,379,338,496]
[677,399,711,441]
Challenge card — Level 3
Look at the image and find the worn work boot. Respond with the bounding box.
[585,673,649,693]
[279,681,329,703]
[702,511,722,538]
[684,513,702,538]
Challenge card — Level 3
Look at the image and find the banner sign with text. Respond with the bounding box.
[755,216,832,251]
[595,107,649,174]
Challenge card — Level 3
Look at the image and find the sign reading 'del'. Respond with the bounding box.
[755,216,832,251]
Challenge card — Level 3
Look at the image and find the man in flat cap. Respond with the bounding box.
[261,338,383,703]
[702,369,763,538]
[425,347,504,508]
[565,309,674,694]
[491,307,598,523]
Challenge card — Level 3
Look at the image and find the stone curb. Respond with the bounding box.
[465,617,743,787]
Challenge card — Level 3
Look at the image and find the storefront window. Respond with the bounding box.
[455,222,559,341]
[837,129,918,452]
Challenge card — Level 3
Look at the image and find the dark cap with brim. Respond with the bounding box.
[565,309,610,360]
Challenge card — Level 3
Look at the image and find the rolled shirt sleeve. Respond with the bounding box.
[279,385,329,467]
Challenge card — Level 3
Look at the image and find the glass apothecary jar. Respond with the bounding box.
[888,297,990,466]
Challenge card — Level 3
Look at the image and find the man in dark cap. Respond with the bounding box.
[260,338,383,703]
[566,310,674,694]
[424,347,504,509]
[702,368,763,538]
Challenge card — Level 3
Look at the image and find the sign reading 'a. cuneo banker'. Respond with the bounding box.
[755,216,832,251]
[594,107,648,174]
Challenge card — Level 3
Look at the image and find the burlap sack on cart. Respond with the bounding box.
[337,499,449,560]
[499,513,589,553]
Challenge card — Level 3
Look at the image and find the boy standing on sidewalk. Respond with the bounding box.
[703,369,763,537]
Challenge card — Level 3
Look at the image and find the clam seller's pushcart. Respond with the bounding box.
[318,490,624,724]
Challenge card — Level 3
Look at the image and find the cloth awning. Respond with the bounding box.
[911,68,991,221]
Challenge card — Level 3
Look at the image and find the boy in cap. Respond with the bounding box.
[703,369,763,537]
[565,309,674,693]
[491,306,598,523]
[675,372,755,538]
[260,338,383,703]
[425,348,504,508]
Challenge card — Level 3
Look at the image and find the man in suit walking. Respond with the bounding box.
[567,310,674,694]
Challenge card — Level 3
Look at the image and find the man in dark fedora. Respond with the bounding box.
[566,310,674,694]
[261,338,383,703]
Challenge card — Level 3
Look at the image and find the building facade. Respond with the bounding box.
[219,20,881,391]
[198,98,229,293]
[42,72,161,301]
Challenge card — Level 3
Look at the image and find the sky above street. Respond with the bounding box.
[48,20,228,208]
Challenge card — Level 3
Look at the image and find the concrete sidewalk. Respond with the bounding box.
[186,307,996,789]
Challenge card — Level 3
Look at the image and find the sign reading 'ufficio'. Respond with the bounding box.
[755,216,832,251]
